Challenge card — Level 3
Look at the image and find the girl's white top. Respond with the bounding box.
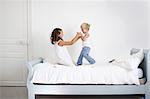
[54,42,74,66]
[54,42,72,61]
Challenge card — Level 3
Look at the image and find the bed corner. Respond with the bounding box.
[131,48,150,99]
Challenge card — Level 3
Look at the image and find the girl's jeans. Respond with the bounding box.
[77,46,95,65]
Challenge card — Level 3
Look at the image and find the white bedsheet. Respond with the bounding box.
[31,63,140,85]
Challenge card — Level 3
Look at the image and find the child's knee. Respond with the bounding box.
[82,52,88,57]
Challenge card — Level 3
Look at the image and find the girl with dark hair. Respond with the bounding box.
[50,28,81,46]
[50,28,82,66]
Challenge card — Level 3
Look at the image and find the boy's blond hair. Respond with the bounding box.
[81,23,90,30]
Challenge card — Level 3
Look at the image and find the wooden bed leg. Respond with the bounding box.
[145,94,150,99]
[145,82,150,99]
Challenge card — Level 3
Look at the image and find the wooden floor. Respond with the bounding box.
[0,87,27,99]
[0,87,143,99]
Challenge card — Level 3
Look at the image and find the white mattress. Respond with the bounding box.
[31,62,141,85]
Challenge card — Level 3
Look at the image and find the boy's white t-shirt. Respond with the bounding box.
[82,33,91,47]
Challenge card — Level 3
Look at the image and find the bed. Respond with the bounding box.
[27,48,150,99]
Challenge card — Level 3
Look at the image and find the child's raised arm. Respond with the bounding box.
[58,32,82,46]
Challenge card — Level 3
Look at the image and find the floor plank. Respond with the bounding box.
[0,87,27,99]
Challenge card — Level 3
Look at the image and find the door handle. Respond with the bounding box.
[18,40,28,45]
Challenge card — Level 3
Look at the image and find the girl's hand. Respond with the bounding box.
[58,32,82,46]
[77,32,82,37]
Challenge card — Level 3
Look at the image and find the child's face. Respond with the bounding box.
[58,30,64,38]
[81,25,89,33]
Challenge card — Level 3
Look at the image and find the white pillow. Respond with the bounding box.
[54,45,74,66]
[128,49,144,69]
[112,49,144,70]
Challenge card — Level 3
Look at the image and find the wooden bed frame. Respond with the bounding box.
[27,48,150,99]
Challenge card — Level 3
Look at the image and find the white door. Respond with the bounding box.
[0,0,28,86]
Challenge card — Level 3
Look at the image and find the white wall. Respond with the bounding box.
[30,0,149,63]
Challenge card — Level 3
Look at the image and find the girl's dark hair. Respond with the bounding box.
[50,28,63,44]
